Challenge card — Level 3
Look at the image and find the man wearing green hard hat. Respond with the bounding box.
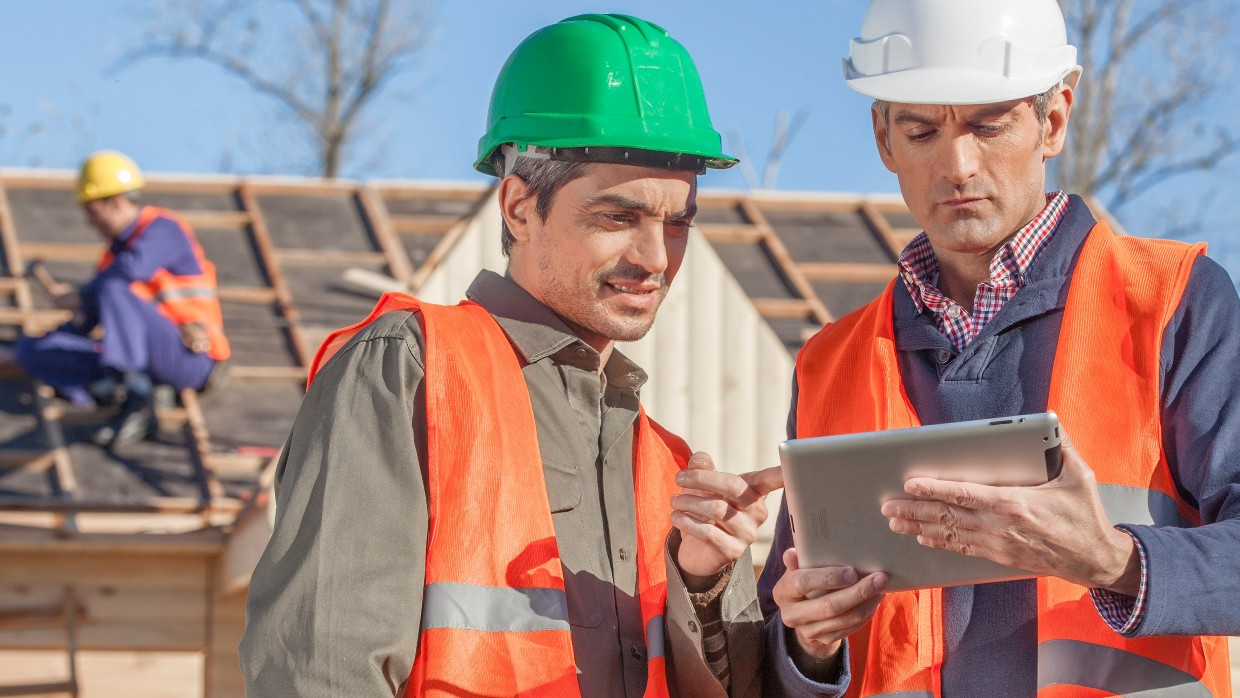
[242,14,774,697]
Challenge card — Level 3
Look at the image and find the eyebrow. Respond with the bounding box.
[584,194,698,220]
[892,103,1018,128]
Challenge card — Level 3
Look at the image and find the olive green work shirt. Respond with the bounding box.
[240,271,763,697]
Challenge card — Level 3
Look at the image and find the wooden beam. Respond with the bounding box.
[18,242,99,263]
[0,175,71,190]
[0,451,55,473]
[696,223,765,244]
[179,389,223,509]
[389,215,460,235]
[409,184,496,290]
[236,184,310,367]
[241,180,358,197]
[357,187,415,285]
[275,249,386,266]
[798,262,899,282]
[751,298,816,319]
[0,308,71,329]
[31,384,77,533]
[227,366,308,381]
[858,201,905,261]
[739,200,834,325]
[178,210,252,230]
[0,181,38,329]
[0,526,226,554]
[216,286,279,304]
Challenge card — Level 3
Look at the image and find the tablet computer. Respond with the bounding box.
[779,412,1062,592]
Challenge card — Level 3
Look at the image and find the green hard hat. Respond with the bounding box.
[475,13,737,176]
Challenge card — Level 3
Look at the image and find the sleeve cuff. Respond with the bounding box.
[1088,526,1149,635]
[768,612,851,695]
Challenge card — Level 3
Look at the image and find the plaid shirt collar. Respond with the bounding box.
[897,191,1070,350]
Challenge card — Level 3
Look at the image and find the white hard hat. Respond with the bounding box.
[844,0,1082,105]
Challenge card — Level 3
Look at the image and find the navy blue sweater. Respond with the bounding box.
[759,196,1240,695]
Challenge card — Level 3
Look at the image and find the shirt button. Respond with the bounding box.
[946,305,963,319]
[688,620,699,633]
[575,347,588,356]
[618,548,629,561]
[937,349,952,364]
[631,645,645,661]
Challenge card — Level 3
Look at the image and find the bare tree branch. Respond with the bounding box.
[113,0,433,178]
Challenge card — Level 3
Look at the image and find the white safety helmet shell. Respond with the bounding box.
[844,0,1082,105]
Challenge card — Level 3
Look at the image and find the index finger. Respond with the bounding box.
[741,465,784,497]
[903,477,1003,512]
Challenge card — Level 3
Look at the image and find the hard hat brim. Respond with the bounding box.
[846,66,1081,106]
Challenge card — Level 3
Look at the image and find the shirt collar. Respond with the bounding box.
[897,191,1069,313]
[464,270,648,391]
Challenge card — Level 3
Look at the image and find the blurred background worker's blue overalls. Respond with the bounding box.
[15,151,230,449]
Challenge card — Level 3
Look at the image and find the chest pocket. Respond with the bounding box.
[542,457,581,513]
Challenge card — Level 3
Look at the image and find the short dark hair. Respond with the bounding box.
[488,152,594,256]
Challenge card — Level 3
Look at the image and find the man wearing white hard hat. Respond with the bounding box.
[758,0,1240,695]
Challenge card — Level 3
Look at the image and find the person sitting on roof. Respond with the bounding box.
[15,150,230,450]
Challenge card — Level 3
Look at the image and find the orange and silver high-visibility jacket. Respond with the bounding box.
[310,294,691,697]
[794,221,1231,697]
[98,206,230,361]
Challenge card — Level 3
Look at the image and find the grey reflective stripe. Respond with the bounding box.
[1097,483,1193,528]
[154,286,218,303]
[645,615,664,659]
[420,582,570,634]
[865,692,933,698]
[1038,639,1212,697]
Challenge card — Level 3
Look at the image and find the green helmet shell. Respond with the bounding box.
[475,13,737,176]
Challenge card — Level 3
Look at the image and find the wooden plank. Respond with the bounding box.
[227,365,307,380]
[858,201,906,259]
[0,183,31,318]
[370,184,488,200]
[739,199,834,325]
[388,214,460,235]
[275,248,386,266]
[0,529,225,556]
[178,210,251,230]
[751,298,816,319]
[216,286,278,304]
[408,184,496,290]
[242,180,358,197]
[236,184,310,367]
[0,308,72,329]
[18,242,98,263]
[696,223,765,244]
[798,262,899,282]
[30,385,76,533]
[357,187,415,284]
[0,176,71,190]
[0,451,55,474]
[179,389,223,508]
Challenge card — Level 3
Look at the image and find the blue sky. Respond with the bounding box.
[2,1,1238,273]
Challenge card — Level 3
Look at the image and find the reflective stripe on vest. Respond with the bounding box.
[794,222,1229,698]
[420,582,570,633]
[308,294,688,697]
[99,206,231,361]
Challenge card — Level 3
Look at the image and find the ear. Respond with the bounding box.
[872,104,898,174]
[498,174,535,244]
[1042,84,1075,159]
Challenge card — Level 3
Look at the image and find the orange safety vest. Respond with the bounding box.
[98,206,231,361]
[795,222,1231,697]
[309,293,691,697]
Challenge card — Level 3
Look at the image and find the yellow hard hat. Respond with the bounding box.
[76,150,145,203]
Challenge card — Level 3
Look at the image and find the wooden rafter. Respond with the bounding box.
[739,199,833,325]
[236,183,310,367]
[357,187,415,285]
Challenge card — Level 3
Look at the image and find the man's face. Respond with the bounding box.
[873,91,1070,257]
[503,164,697,350]
[81,196,130,240]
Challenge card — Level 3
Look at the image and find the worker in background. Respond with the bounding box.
[15,151,230,449]
[760,0,1239,695]
[241,14,776,697]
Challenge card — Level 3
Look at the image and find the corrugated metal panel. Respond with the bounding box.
[416,192,789,558]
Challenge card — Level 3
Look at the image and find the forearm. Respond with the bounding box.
[1115,518,1240,636]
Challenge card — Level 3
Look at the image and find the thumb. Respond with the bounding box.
[782,546,800,573]
[687,451,717,471]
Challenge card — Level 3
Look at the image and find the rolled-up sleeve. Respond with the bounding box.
[240,312,429,696]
